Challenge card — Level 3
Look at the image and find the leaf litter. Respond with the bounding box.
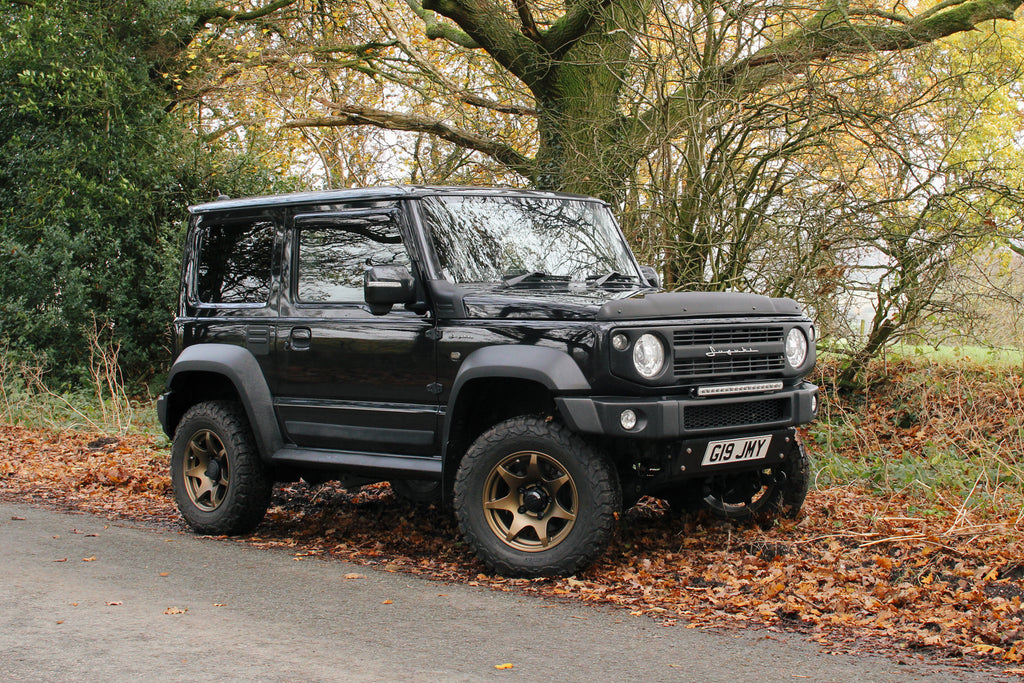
[1,419,1022,676]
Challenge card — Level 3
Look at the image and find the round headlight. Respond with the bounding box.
[633,333,665,379]
[786,328,808,368]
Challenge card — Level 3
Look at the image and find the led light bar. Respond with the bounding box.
[697,381,783,397]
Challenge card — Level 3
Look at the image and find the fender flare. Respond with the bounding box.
[441,345,591,493]
[165,344,283,460]
[448,345,591,401]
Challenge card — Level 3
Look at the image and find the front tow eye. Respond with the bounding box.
[518,486,550,516]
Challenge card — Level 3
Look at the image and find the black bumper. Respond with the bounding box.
[555,381,818,439]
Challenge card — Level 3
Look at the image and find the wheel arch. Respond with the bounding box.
[161,344,283,461]
[440,346,591,505]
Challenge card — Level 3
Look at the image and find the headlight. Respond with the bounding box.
[786,328,808,368]
[633,333,665,378]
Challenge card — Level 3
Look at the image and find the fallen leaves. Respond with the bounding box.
[163,607,187,615]
[2,379,1022,676]
[0,425,173,523]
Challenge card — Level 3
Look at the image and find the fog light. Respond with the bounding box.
[620,409,638,430]
[612,333,629,351]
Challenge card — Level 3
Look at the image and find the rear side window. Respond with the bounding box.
[196,219,275,305]
[296,214,410,303]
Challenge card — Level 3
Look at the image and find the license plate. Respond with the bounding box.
[701,435,772,467]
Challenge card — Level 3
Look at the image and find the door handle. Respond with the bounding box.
[289,327,312,351]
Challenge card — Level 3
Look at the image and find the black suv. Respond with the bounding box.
[158,186,818,577]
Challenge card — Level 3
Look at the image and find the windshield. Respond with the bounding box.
[420,195,641,285]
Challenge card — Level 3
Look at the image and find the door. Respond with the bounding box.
[273,209,439,456]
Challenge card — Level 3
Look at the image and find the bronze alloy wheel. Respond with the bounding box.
[482,450,578,552]
[183,429,230,512]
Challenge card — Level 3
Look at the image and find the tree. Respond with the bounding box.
[274,0,1024,202]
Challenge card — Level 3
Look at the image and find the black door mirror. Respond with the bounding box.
[364,265,416,315]
[640,265,660,288]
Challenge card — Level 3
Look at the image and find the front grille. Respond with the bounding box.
[683,398,788,431]
[672,324,786,380]
[675,354,785,378]
[673,327,784,346]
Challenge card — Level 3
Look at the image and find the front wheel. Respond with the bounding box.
[454,417,620,578]
[171,401,273,535]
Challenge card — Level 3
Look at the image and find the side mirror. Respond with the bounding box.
[364,265,416,315]
[640,265,661,289]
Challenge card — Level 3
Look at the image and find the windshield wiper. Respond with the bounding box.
[586,271,639,287]
[502,270,569,287]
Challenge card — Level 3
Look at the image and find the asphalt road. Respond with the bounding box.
[0,501,1009,682]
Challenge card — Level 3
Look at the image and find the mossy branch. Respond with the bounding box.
[723,0,1022,82]
[404,0,480,48]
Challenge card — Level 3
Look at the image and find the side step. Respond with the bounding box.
[271,447,442,480]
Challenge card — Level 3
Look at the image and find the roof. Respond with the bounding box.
[188,185,605,213]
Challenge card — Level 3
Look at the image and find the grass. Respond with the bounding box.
[0,344,164,440]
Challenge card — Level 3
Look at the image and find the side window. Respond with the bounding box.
[296,215,410,303]
[196,219,275,305]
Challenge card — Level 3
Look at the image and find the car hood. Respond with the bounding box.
[457,286,805,321]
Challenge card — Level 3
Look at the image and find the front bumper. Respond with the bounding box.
[556,381,818,439]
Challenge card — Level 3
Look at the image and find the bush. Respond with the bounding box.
[0,1,292,386]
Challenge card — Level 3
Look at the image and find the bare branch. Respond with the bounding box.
[367,0,536,116]
[513,0,544,44]
[283,105,536,179]
[192,0,299,23]
[422,0,548,87]
[460,93,536,116]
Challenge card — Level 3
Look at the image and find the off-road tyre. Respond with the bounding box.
[454,416,621,578]
[171,400,274,535]
[702,438,810,522]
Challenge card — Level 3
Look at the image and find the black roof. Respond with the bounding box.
[189,185,605,213]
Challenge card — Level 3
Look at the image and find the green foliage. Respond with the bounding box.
[0,1,293,385]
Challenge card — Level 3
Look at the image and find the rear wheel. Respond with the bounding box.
[454,416,620,578]
[171,401,273,535]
